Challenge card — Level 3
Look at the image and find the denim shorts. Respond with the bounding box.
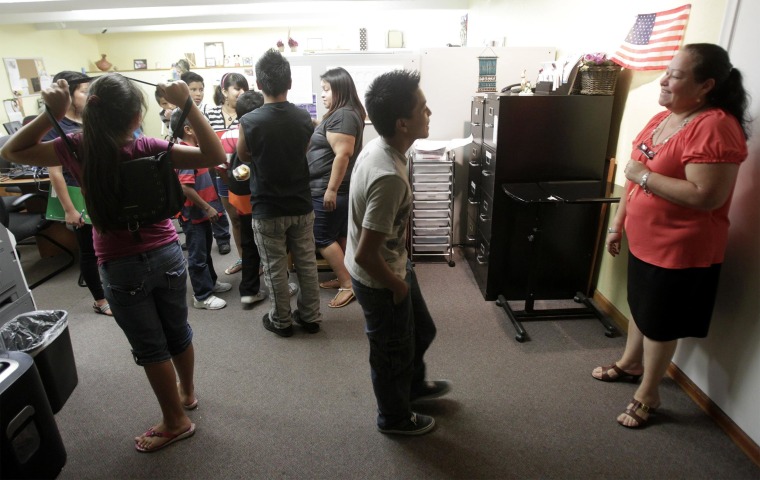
[99,241,193,366]
[312,193,348,247]
[216,175,229,198]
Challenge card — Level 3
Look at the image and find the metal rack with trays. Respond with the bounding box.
[409,150,455,267]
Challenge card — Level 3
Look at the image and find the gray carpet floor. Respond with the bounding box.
[17,242,759,479]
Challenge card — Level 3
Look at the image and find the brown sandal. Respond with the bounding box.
[592,363,642,383]
[618,398,655,428]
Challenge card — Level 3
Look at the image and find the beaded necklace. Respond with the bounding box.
[651,107,705,146]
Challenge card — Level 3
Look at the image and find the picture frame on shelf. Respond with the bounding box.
[133,59,147,70]
[183,52,196,68]
[204,42,224,68]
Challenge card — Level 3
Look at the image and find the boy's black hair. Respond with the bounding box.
[181,71,204,86]
[52,70,88,97]
[154,88,165,104]
[236,90,264,118]
[364,70,421,138]
[254,49,291,97]
[169,107,189,139]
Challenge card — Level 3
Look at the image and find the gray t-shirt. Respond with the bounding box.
[345,137,412,289]
[306,106,364,197]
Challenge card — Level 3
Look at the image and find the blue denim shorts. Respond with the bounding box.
[99,241,192,366]
[216,175,229,198]
[312,193,348,247]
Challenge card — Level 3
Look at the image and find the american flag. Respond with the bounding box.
[611,4,691,71]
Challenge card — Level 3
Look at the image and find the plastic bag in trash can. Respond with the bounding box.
[0,310,68,355]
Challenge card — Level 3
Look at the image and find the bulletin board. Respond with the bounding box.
[3,57,50,97]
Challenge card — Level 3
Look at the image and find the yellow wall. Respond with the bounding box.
[0,26,100,121]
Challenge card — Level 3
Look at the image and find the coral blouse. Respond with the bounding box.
[625,108,747,269]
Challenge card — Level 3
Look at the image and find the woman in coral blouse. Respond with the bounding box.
[592,44,750,428]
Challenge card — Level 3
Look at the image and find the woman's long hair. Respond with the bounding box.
[321,67,366,121]
[213,72,249,106]
[81,73,147,232]
[685,43,752,139]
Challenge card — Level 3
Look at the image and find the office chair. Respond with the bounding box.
[0,136,25,214]
[0,192,75,289]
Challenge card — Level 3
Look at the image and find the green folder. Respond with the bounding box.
[45,185,92,224]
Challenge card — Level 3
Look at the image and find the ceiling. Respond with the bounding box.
[0,0,469,34]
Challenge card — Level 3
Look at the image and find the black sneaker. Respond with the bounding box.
[218,243,232,255]
[378,413,435,436]
[292,310,320,334]
[262,313,293,337]
[410,380,452,402]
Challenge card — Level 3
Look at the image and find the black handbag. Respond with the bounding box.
[47,96,192,233]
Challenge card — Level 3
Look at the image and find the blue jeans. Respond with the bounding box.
[253,212,321,328]
[99,241,192,366]
[212,175,231,245]
[181,219,218,301]
[351,261,437,428]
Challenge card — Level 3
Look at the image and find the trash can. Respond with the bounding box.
[0,310,78,414]
[0,350,67,480]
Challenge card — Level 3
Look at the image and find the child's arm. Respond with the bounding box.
[180,184,219,223]
[0,80,69,167]
[159,81,225,169]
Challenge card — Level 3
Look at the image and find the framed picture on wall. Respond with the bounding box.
[133,59,147,70]
[204,42,224,68]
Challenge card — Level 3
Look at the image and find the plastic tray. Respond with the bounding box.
[413,217,450,228]
[413,182,451,192]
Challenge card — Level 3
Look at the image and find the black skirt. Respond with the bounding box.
[627,251,722,341]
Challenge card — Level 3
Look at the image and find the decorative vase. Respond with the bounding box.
[290,47,297,53]
[277,46,284,53]
[95,54,112,72]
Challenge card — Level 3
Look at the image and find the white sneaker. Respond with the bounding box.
[241,291,267,306]
[288,282,298,297]
[193,295,226,310]
[212,281,232,293]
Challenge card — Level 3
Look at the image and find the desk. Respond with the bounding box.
[0,177,77,258]
[495,181,620,342]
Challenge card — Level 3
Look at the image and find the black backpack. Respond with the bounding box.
[48,97,191,234]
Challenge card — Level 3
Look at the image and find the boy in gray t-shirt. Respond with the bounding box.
[346,70,451,436]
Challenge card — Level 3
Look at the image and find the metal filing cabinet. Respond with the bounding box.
[409,150,455,267]
[464,94,614,300]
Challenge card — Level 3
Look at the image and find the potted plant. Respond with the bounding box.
[276,40,284,52]
[578,53,621,95]
[288,37,298,52]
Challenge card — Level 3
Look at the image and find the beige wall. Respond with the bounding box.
[0,26,100,121]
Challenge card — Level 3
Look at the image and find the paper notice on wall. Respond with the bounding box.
[289,65,313,104]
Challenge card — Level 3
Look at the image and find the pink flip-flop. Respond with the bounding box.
[135,423,195,453]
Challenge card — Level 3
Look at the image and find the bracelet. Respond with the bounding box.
[607,228,619,234]
[640,171,651,195]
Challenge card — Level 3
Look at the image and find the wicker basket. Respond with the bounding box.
[580,65,621,95]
